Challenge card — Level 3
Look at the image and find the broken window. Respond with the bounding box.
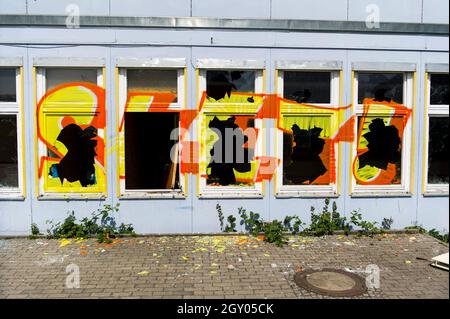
[127,69,178,102]
[205,115,256,187]
[355,116,402,185]
[36,67,106,196]
[357,72,404,104]
[124,112,180,190]
[430,74,449,105]
[0,68,16,102]
[282,116,331,185]
[283,71,331,104]
[426,73,449,190]
[45,68,97,91]
[206,70,255,101]
[0,115,18,188]
[428,117,449,184]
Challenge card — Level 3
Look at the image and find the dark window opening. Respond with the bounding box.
[0,68,16,102]
[206,70,255,101]
[0,115,18,188]
[283,71,331,104]
[358,72,404,104]
[430,74,449,105]
[428,117,449,184]
[124,112,180,190]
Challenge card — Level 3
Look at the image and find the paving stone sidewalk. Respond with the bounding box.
[0,233,448,299]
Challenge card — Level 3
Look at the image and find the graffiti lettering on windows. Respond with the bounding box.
[36,68,106,196]
[352,71,413,194]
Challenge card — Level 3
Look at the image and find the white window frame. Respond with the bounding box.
[36,67,104,199]
[0,66,24,199]
[197,68,264,198]
[351,71,414,197]
[118,67,186,199]
[423,71,449,196]
[276,69,341,198]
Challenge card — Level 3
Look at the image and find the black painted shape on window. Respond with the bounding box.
[207,116,254,186]
[428,117,449,184]
[374,88,392,102]
[284,125,327,184]
[206,72,238,101]
[359,118,401,171]
[50,123,97,187]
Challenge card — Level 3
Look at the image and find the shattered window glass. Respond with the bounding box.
[428,117,449,184]
[205,115,256,186]
[283,71,331,104]
[0,115,18,188]
[357,72,404,104]
[282,115,331,185]
[206,70,255,101]
[127,69,178,102]
[430,74,449,105]
[356,116,402,185]
[0,68,16,102]
[46,68,97,92]
[124,112,180,190]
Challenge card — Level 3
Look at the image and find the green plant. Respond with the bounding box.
[307,198,352,236]
[350,210,380,236]
[381,217,394,230]
[262,220,287,247]
[238,207,263,236]
[427,228,449,243]
[31,223,41,236]
[45,204,135,243]
[283,215,305,234]
[216,204,237,232]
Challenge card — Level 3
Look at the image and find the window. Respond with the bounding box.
[118,67,185,198]
[352,71,414,196]
[276,69,341,197]
[198,68,264,198]
[0,67,23,198]
[424,72,449,195]
[36,67,106,198]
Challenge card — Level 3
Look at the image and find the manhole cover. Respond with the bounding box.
[294,268,367,297]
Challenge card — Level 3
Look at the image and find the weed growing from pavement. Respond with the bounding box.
[44,204,135,243]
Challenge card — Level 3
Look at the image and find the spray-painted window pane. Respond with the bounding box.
[206,71,255,101]
[357,72,404,104]
[124,112,180,190]
[46,68,97,92]
[204,115,257,186]
[355,116,403,185]
[430,74,449,105]
[0,115,18,188]
[283,71,331,104]
[428,117,449,184]
[282,115,331,185]
[127,69,178,103]
[0,68,16,102]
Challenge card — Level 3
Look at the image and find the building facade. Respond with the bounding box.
[0,0,448,236]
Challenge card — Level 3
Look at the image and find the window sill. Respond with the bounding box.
[198,191,263,199]
[37,194,107,200]
[423,185,449,197]
[276,190,339,198]
[119,190,186,200]
[350,191,412,198]
[0,193,25,201]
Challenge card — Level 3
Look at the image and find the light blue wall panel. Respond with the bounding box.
[271,0,348,21]
[192,0,271,19]
[27,0,110,16]
[348,0,422,23]
[109,0,190,17]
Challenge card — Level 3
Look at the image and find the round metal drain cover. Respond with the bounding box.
[294,268,367,297]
